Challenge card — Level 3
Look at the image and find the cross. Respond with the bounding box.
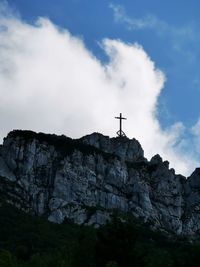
[115,113,127,137]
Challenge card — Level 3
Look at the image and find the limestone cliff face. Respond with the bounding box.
[0,130,200,237]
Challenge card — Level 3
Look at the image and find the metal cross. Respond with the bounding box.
[115,113,127,137]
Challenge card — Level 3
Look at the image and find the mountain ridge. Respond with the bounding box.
[0,130,200,237]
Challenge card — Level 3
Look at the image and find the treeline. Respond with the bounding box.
[0,203,200,267]
[7,130,117,160]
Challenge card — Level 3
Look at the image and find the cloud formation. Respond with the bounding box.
[110,3,161,31]
[0,3,199,176]
[109,3,196,51]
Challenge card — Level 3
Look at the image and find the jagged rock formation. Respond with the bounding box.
[0,130,200,237]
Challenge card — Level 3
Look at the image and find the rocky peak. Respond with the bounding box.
[187,168,200,186]
[81,132,144,162]
[0,130,200,238]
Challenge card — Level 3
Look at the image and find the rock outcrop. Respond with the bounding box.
[0,130,200,237]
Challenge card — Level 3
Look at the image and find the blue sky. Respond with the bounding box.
[6,0,200,128]
[1,0,200,175]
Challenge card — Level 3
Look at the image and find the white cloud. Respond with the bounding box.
[109,3,161,31]
[109,3,196,47]
[0,3,199,176]
[191,119,200,152]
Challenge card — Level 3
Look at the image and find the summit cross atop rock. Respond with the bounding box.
[115,113,127,137]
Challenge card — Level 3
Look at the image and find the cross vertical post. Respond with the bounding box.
[115,113,127,137]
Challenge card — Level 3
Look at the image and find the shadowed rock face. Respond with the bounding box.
[0,130,200,237]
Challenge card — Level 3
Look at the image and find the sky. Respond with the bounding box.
[1,0,200,176]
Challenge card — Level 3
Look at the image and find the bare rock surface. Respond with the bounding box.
[0,130,200,237]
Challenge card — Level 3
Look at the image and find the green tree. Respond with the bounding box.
[144,248,173,267]
[105,261,119,267]
[72,227,97,267]
[0,250,16,267]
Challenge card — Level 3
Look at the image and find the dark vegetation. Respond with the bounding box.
[0,176,31,215]
[7,130,119,160]
[0,203,200,267]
